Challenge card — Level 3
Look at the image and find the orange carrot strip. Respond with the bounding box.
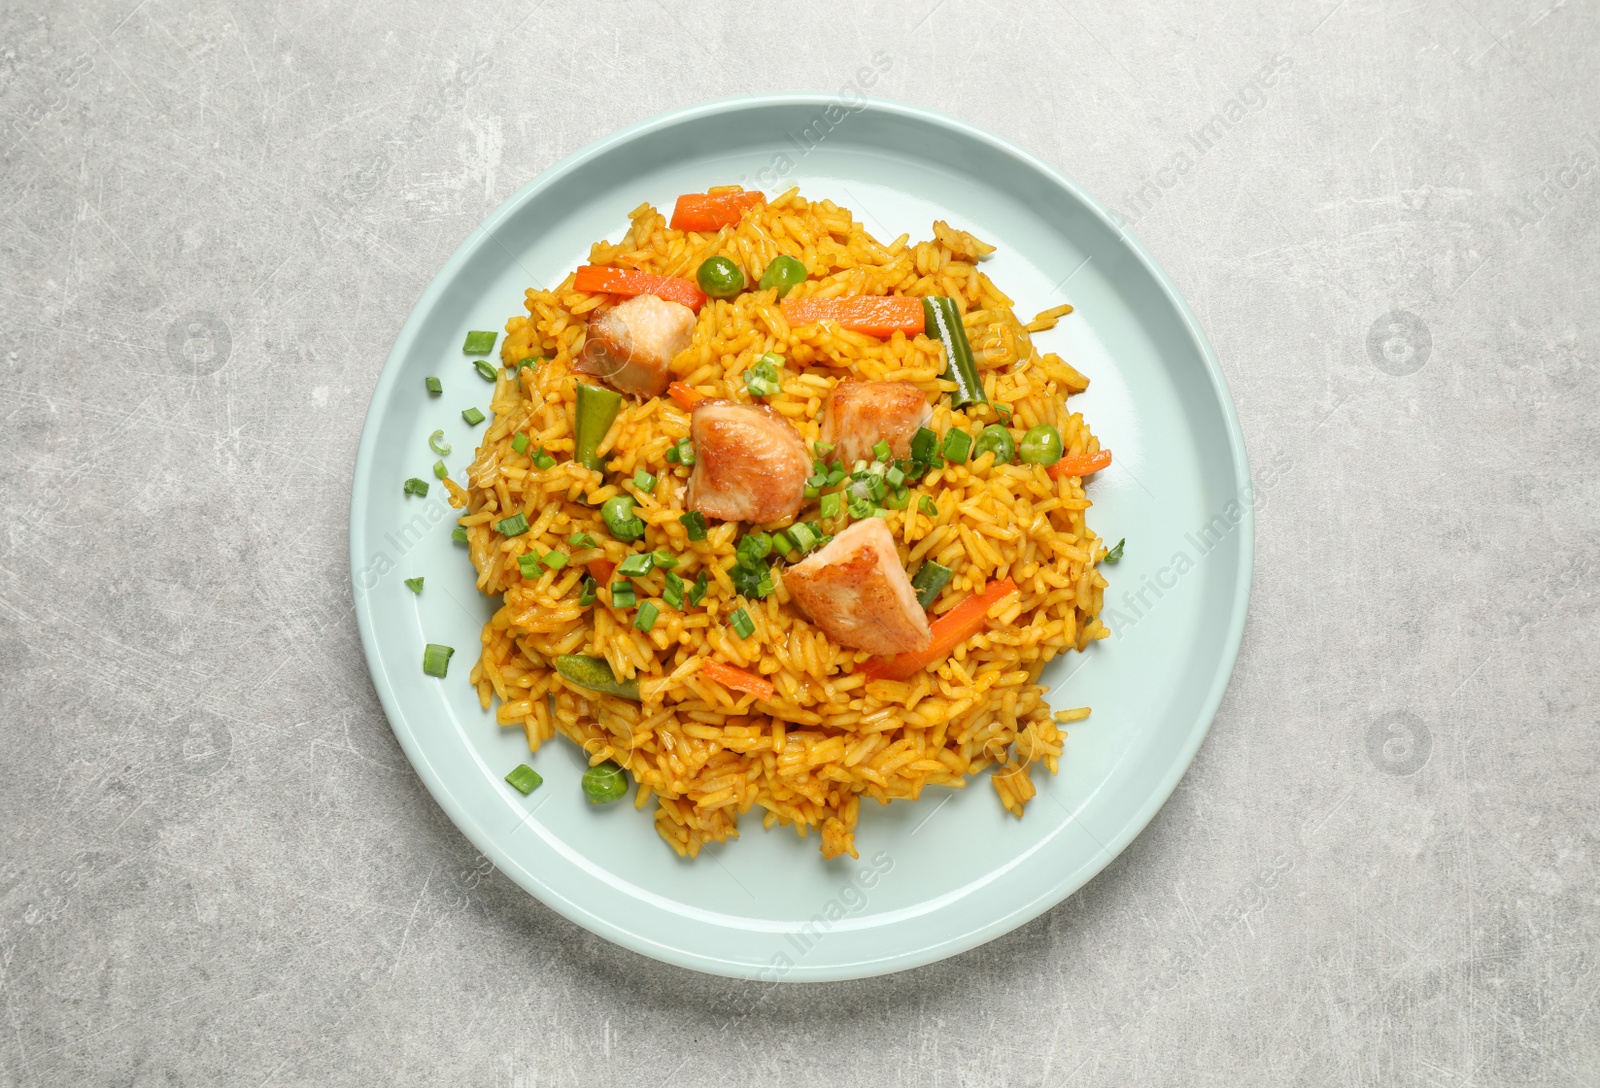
[667,381,706,410]
[572,265,706,312]
[701,659,776,702]
[587,559,616,585]
[669,191,766,233]
[780,296,926,338]
[1047,448,1113,480]
[860,578,1019,682]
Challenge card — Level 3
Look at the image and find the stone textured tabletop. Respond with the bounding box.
[3,1,1596,1084]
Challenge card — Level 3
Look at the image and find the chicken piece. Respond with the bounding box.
[576,293,696,398]
[820,381,932,465]
[686,400,810,524]
[783,518,932,656]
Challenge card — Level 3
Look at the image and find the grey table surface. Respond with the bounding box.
[3,0,1597,1084]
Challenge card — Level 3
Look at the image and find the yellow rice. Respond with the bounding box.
[451,186,1111,860]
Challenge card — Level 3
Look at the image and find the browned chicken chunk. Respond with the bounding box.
[686,400,810,524]
[820,381,932,465]
[783,518,932,656]
[576,293,696,398]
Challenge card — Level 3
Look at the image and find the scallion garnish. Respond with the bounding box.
[804,484,820,499]
[578,576,598,605]
[473,358,497,382]
[884,489,910,510]
[825,466,846,487]
[452,527,469,543]
[433,460,448,480]
[462,407,485,426]
[663,570,685,608]
[886,465,905,487]
[403,478,429,497]
[428,430,451,455]
[1104,538,1126,563]
[426,376,443,396]
[729,607,756,639]
[942,429,973,464]
[616,552,654,577]
[497,513,530,537]
[910,427,937,462]
[609,579,636,608]
[531,448,557,470]
[634,602,659,632]
[788,522,818,553]
[504,764,543,795]
[633,469,656,494]
[819,491,841,519]
[688,571,709,606]
[910,561,955,609]
[517,552,544,578]
[651,550,678,570]
[680,511,708,542]
[404,577,424,593]
[462,330,496,355]
[848,496,875,520]
[814,441,835,458]
[543,550,568,570]
[872,438,892,462]
[919,495,939,517]
[569,531,597,549]
[422,643,455,677]
[743,353,782,398]
[771,531,795,558]
[511,432,529,454]
[738,532,772,563]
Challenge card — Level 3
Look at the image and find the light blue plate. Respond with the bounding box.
[350,95,1252,981]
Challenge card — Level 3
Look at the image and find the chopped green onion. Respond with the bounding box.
[426,376,442,396]
[452,526,469,543]
[433,459,448,480]
[497,513,530,537]
[651,550,678,570]
[462,407,485,426]
[1105,538,1126,563]
[664,443,681,464]
[633,469,656,493]
[872,438,892,462]
[743,354,783,398]
[543,550,569,570]
[865,475,887,501]
[602,496,645,542]
[422,643,455,677]
[518,356,541,371]
[404,577,424,593]
[609,579,636,608]
[578,576,598,605]
[616,552,654,577]
[886,465,905,487]
[910,561,955,609]
[663,570,685,608]
[531,448,557,470]
[942,428,973,464]
[729,607,756,639]
[634,602,659,632]
[804,484,820,499]
[825,466,846,487]
[462,330,497,355]
[771,531,795,558]
[428,430,451,455]
[884,488,910,510]
[511,432,529,454]
[473,358,497,382]
[848,496,875,520]
[806,473,827,489]
[504,764,543,795]
[688,571,709,606]
[814,441,835,458]
[788,522,818,553]
[680,511,708,541]
[730,558,774,599]
[738,532,772,562]
[403,478,429,497]
[919,495,939,517]
[995,402,1013,422]
[819,492,841,519]
[568,531,597,549]
[517,552,544,578]
[910,427,938,462]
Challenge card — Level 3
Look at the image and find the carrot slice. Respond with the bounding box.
[860,578,1019,682]
[669,191,766,233]
[1046,448,1112,480]
[701,659,776,702]
[667,381,706,410]
[587,558,616,585]
[780,296,926,338]
[572,265,707,312]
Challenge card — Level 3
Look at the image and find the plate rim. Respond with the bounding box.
[349,92,1254,980]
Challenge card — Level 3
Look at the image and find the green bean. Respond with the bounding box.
[574,383,622,472]
[554,655,640,701]
[601,495,645,542]
[921,297,986,408]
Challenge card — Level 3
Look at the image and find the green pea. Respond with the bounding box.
[581,760,628,804]
[757,254,807,299]
[973,425,1016,464]
[696,256,745,300]
[1018,424,1064,466]
[601,495,645,542]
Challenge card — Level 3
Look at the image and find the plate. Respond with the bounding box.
[350,95,1252,981]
